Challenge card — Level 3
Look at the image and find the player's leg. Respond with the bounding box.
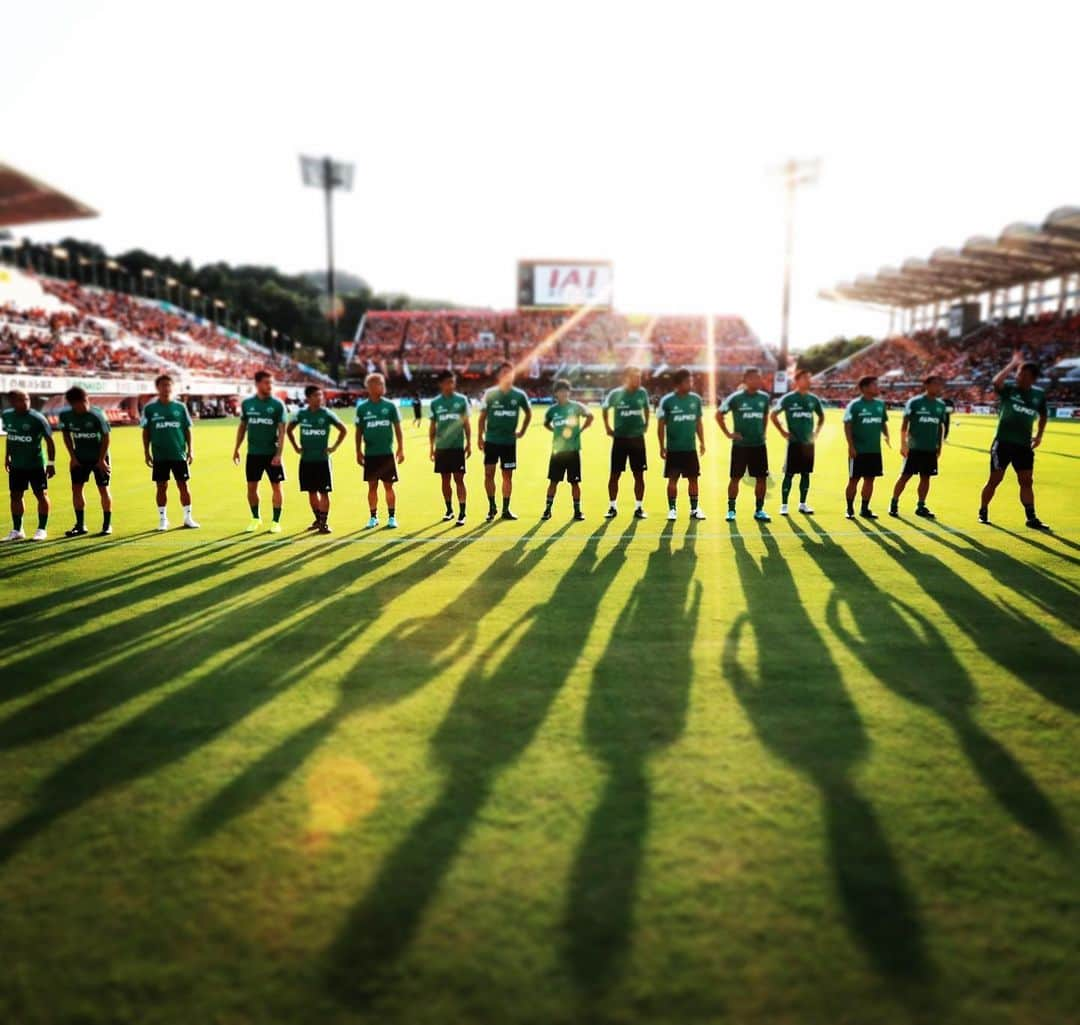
[384,479,398,528]
[484,462,498,520]
[688,474,702,520]
[666,470,679,520]
[177,471,197,528]
[571,481,584,521]
[1016,468,1047,529]
[452,471,467,525]
[31,482,50,539]
[501,467,516,520]
[97,482,113,535]
[859,476,877,519]
[269,478,284,530]
[798,472,812,511]
[440,471,454,519]
[543,477,557,520]
[889,472,912,517]
[366,479,380,527]
[69,479,87,535]
[754,474,768,520]
[845,473,859,519]
[246,478,261,528]
[607,441,621,517]
[7,482,26,539]
[979,467,1006,522]
[155,476,170,530]
[914,473,934,519]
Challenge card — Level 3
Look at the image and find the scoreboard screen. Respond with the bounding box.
[517,260,613,309]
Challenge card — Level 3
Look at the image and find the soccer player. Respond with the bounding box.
[287,385,346,534]
[411,392,423,429]
[58,386,112,536]
[770,368,825,516]
[141,375,199,530]
[355,372,405,529]
[979,352,1050,530]
[717,367,772,523]
[542,379,593,521]
[843,375,890,520]
[2,388,55,541]
[428,369,471,526]
[889,375,949,520]
[477,362,532,521]
[602,364,650,519]
[232,370,287,533]
[657,368,706,522]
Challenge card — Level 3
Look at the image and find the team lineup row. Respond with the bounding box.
[0,353,1053,541]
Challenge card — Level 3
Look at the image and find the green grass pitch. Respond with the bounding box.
[1,408,1077,1025]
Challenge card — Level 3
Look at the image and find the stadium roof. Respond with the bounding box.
[820,206,1080,309]
[0,164,97,228]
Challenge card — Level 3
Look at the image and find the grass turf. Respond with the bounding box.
[0,408,1077,1025]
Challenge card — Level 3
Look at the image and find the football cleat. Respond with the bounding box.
[798,503,814,515]
[99,524,113,536]
[454,515,467,527]
[860,509,878,520]
[573,510,586,522]
[633,507,647,519]
[779,503,789,516]
[317,522,333,534]
[386,516,398,529]
[4,529,26,542]
[442,510,455,522]
[978,509,990,524]
[541,509,552,521]
[307,519,320,531]
[31,528,47,541]
[888,505,901,518]
[65,525,89,537]
[604,506,618,519]
[485,508,497,523]
[845,510,855,520]
[753,510,771,523]
[268,522,283,534]
[366,515,379,529]
[157,518,170,532]
[244,518,262,533]
[666,508,678,521]
[183,516,200,529]
[690,508,707,521]
[501,509,518,521]
[914,506,935,520]
[1026,517,1051,532]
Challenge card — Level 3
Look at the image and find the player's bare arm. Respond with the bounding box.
[142,426,153,467]
[394,421,405,463]
[900,415,911,456]
[657,417,667,459]
[516,404,532,438]
[329,420,347,453]
[232,420,246,465]
[45,434,56,478]
[61,426,78,466]
[844,420,856,458]
[1032,411,1047,449]
[717,410,738,441]
[992,351,1022,392]
[814,407,825,439]
[463,413,472,458]
[97,430,110,470]
[770,408,789,440]
[477,410,487,450]
[355,422,365,464]
[184,427,194,465]
[272,422,285,465]
[582,410,595,432]
[286,421,301,455]
[428,416,437,460]
[696,418,706,456]
[603,407,614,437]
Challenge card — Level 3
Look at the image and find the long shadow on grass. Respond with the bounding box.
[825,522,1070,851]
[0,533,454,867]
[325,520,633,1007]
[873,526,1079,715]
[725,525,935,992]
[563,521,698,994]
[184,520,507,839]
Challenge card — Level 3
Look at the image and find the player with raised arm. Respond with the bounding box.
[542,379,593,522]
[141,374,198,531]
[287,385,346,534]
[2,388,55,541]
[843,375,890,520]
[356,372,405,530]
[657,368,706,522]
[979,352,1050,530]
[889,375,949,520]
[770,368,825,516]
[233,370,287,533]
[717,367,772,523]
[477,362,532,521]
[428,369,471,525]
[602,365,650,519]
[59,386,112,536]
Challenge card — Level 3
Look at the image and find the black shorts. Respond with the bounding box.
[902,450,939,477]
[246,454,286,484]
[363,453,399,483]
[730,445,769,479]
[849,453,883,479]
[990,439,1034,473]
[70,461,111,487]
[9,466,48,494]
[548,451,582,483]
[483,441,517,469]
[434,449,466,475]
[152,459,190,483]
[783,441,815,476]
[299,460,333,493]
[664,450,700,479]
[611,436,647,474]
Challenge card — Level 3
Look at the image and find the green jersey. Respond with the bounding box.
[483,386,531,445]
[720,388,770,447]
[240,395,286,456]
[1,407,52,470]
[843,397,888,454]
[59,406,110,463]
[776,390,824,444]
[657,391,703,452]
[994,383,1047,445]
[429,392,469,450]
[140,400,191,461]
[545,401,589,454]
[355,398,400,457]
[602,386,650,438]
[903,394,948,451]
[291,407,344,461]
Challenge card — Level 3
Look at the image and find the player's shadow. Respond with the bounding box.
[826,522,1070,851]
[562,523,699,994]
[857,523,1078,715]
[0,532,455,868]
[0,528,175,582]
[184,520,508,839]
[324,520,633,1007]
[985,523,1080,565]
[725,526,935,993]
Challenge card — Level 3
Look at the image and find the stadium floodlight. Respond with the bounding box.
[300,154,355,382]
[772,157,821,374]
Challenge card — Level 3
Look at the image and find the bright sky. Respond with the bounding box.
[4,0,1077,349]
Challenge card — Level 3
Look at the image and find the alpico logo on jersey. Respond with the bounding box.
[5,432,35,443]
[491,408,519,419]
[789,408,813,420]
[670,411,698,423]
[364,417,392,429]
[301,425,328,438]
[70,430,102,442]
[247,416,277,427]
[1008,399,1038,418]
[153,420,183,430]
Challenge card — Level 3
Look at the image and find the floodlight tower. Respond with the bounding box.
[300,155,355,382]
[775,157,820,373]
